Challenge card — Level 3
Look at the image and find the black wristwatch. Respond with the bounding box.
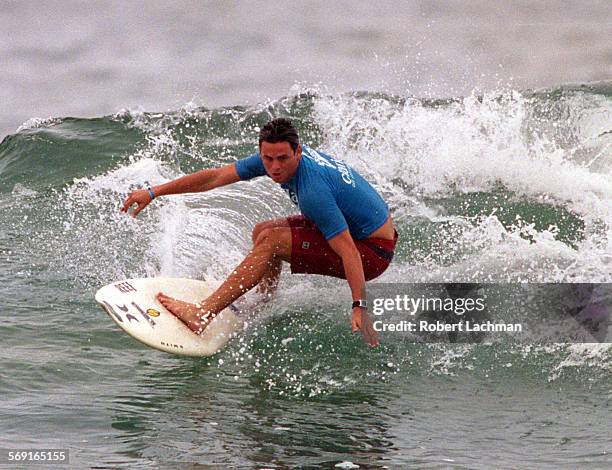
[352,300,367,310]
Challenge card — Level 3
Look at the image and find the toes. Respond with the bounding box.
[156,292,174,305]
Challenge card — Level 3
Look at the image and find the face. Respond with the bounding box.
[260,141,302,183]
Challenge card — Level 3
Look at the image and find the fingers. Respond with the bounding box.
[120,190,150,217]
[363,323,380,348]
[121,191,139,214]
[351,314,361,332]
[131,202,146,217]
[358,311,380,348]
[120,194,133,213]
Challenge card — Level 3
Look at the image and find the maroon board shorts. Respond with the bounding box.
[287,215,398,281]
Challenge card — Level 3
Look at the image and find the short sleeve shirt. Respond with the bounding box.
[235,146,389,240]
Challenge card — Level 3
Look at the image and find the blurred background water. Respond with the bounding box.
[1,0,611,139]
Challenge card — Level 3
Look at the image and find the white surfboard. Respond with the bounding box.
[94,277,245,356]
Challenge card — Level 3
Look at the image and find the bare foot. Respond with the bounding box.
[156,292,215,335]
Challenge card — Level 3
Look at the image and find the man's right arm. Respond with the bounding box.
[121,163,240,217]
[153,163,240,197]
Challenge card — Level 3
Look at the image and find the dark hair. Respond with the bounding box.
[258,118,300,152]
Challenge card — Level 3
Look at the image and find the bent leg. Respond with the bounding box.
[205,226,292,311]
[252,219,290,295]
[157,225,292,334]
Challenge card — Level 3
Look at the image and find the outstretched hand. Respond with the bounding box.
[120,189,152,217]
[352,307,380,348]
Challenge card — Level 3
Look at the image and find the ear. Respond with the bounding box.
[295,144,302,157]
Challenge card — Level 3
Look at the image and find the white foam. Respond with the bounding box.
[310,88,611,282]
[16,117,61,132]
[314,90,611,218]
[548,343,612,382]
[335,462,360,469]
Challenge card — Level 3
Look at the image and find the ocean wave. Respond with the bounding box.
[1,82,610,290]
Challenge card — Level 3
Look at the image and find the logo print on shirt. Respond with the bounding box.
[335,159,355,186]
[303,147,355,186]
[304,147,336,169]
[285,188,299,206]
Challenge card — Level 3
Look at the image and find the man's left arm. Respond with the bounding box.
[328,230,380,347]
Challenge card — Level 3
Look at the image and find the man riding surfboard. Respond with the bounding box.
[121,118,398,347]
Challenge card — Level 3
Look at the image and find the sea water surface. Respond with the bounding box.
[2,3,612,467]
[1,83,611,468]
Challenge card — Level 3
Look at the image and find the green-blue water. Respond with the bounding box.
[1,84,611,468]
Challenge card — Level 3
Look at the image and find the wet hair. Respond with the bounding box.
[258,118,300,152]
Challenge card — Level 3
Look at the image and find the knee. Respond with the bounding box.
[252,222,270,244]
[253,227,291,257]
[253,227,275,250]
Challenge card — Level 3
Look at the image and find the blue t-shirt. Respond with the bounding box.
[235,146,389,240]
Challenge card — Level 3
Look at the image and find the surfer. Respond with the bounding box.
[121,118,397,347]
